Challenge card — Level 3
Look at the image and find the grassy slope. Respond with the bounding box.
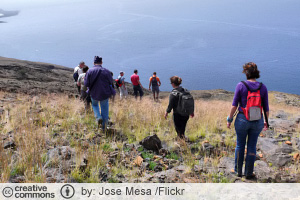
[0,91,299,183]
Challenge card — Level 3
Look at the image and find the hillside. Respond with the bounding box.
[0,57,300,183]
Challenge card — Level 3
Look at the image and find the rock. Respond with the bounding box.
[9,175,26,183]
[218,157,235,174]
[139,134,162,153]
[0,108,4,115]
[275,110,289,119]
[98,168,108,182]
[174,165,187,172]
[202,142,214,155]
[159,148,169,157]
[285,141,292,145]
[133,156,143,167]
[254,160,274,183]
[268,118,296,133]
[4,141,16,149]
[258,138,293,167]
[293,153,300,161]
[194,165,202,173]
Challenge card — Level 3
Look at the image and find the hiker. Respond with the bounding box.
[84,56,116,130]
[110,72,116,103]
[117,71,128,99]
[73,61,85,94]
[227,62,269,179]
[149,72,161,101]
[77,65,91,111]
[164,76,194,139]
[130,69,144,100]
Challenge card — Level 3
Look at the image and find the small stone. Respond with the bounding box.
[285,141,292,145]
[293,153,299,160]
[133,156,143,167]
[4,141,16,149]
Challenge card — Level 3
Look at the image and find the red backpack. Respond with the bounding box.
[241,81,263,121]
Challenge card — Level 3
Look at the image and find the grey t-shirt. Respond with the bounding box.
[78,73,87,91]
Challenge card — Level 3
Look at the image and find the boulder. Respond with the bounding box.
[139,134,162,153]
[254,160,275,182]
[257,138,293,167]
[4,141,16,149]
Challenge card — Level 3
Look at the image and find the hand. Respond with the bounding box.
[164,112,168,119]
[77,82,80,86]
[149,88,151,91]
[227,122,231,129]
[190,113,194,118]
[263,122,268,131]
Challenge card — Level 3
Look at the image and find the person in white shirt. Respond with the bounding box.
[73,61,85,93]
[117,71,128,99]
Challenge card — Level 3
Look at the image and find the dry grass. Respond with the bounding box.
[0,91,299,183]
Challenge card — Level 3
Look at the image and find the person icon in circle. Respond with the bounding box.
[66,187,70,197]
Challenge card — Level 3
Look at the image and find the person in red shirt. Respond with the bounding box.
[130,69,144,100]
[149,72,161,101]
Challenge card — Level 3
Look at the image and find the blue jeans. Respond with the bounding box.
[234,113,264,176]
[91,98,109,128]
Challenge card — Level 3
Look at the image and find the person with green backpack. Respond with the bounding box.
[164,76,194,139]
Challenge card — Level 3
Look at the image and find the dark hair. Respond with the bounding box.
[82,66,89,73]
[153,72,156,75]
[243,62,260,79]
[134,69,138,73]
[170,76,182,86]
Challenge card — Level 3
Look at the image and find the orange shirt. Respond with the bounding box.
[149,75,160,82]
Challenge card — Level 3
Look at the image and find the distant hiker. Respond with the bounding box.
[149,72,161,101]
[110,72,116,103]
[130,69,144,100]
[84,56,116,130]
[77,65,91,111]
[164,76,194,139]
[117,71,128,99]
[227,62,269,179]
[73,61,85,94]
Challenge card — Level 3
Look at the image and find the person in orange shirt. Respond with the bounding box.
[149,72,161,101]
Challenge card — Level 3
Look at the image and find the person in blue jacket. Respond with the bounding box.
[84,56,116,130]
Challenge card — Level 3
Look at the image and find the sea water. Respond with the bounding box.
[1,0,299,94]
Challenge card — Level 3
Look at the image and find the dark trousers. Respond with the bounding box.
[81,90,91,110]
[173,113,189,138]
[76,85,81,94]
[133,85,144,99]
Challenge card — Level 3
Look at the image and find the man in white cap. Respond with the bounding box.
[117,71,128,99]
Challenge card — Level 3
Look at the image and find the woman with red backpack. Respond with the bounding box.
[227,62,269,179]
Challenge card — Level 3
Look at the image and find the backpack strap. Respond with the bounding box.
[241,81,262,92]
[241,81,251,91]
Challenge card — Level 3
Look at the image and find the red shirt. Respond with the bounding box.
[131,74,140,86]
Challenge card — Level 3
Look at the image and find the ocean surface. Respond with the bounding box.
[1,0,300,94]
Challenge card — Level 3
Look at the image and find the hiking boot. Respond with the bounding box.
[245,174,256,180]
[97,118,103,128]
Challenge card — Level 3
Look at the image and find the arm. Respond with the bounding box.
[261,84,270,130]
[165,93,176,119]
[149,78,152,90]
[84,71,91,88]
[227,84,241,128]
[227,106,238,129]
[138,80,143,88]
